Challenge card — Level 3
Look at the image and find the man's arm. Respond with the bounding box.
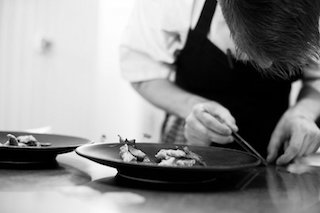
[131,79,205,119]
[132,79,237,145]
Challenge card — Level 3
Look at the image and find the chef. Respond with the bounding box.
[119,0,320,165]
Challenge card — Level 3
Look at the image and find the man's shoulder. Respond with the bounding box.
[135,0,198,31]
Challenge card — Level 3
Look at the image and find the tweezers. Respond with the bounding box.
[232,131,268,166]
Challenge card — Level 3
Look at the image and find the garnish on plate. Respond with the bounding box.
[118,135,206,167]
[155,146,206,167]
[1,134,52,147]
[118,135,151,163]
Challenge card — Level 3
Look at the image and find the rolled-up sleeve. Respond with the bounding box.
[119,0,194,82]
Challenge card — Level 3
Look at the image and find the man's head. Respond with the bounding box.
[219,0,320,78]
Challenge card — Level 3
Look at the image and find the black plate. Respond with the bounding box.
[76,143,261,183]
[0,131,91,165]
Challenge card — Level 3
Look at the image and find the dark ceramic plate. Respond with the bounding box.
[0,131,91,165]
[76,143,261,183]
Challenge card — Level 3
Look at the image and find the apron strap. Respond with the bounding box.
[194,0,217,36]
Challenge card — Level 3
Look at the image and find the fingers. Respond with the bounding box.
[185,113,234,145]
[276,133,308,165]
[302,133,320,156]
[276,144,300,165]
[194,109,231,136]
[267,125,286,163]
[305,141,320,156]
[200,103,238,132]
[269,132,320,166]
[184,102,238,146]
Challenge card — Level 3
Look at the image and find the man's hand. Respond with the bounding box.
[267,110,320,165]
[184,101,238,146]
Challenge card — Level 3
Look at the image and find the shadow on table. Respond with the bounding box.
[88,168,263,192]
[0,160,60,170]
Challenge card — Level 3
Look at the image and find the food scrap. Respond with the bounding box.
[0,134,52,147]
[119,144,137,162]
[118,135,136,145]
[118,135,206,167]
[156,146,206,167]
[118,135,151,163]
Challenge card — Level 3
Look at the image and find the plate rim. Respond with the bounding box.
[76,142,262,172]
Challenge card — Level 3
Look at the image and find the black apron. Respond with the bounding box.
[166,0,298,157]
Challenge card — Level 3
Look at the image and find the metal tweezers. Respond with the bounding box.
[232,131,268,166]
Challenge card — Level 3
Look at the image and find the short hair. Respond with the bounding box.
[219,0,320,79]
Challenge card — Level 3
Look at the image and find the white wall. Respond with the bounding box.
[0,0,98,137]
[93,0,164,143]
[0,0,164,143]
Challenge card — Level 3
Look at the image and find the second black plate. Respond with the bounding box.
[0,131,91,166]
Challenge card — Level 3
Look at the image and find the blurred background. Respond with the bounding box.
[0,0,164,143]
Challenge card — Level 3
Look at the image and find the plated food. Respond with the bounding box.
[0,134,51,147]
[0,131,91,165]
[118,135,206,167]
